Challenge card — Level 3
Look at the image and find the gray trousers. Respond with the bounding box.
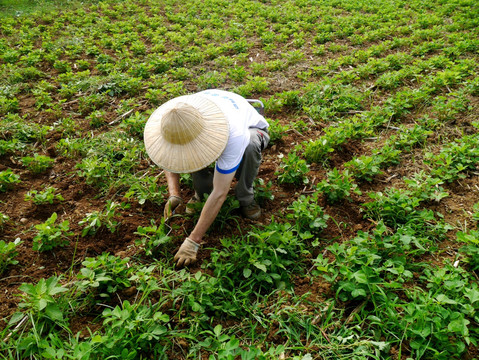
[192,128,270,206]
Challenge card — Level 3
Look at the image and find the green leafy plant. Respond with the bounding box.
[208,221,309,294]
[120,111,147,138]
[0,212,9,228]
[344,155,383,182]
[79,200,124,237]
[123,175,167,205]
[425,133,479,182]
[2,0,479,357]
[267,118,290,143]
[134,219,171,257]
[76,253,133,298]
[7,276,70,359]
[0,238,22,274]
[276,151,309,185]
[16,276,69,322]
[98,300,170,359]
[86,110,105,128]
[0,169,20,192]
[32,213,72,251]
[301,82,366,121]
[287,191,329,235]
[254,177,274,206]
[404,172,449,202]
[24,186,64,205]
[21,154,55,174]
[317,168,361,204]
[0,95,19,115]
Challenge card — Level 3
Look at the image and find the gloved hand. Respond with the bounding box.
[174,238,200,267]
[164,195,182,220]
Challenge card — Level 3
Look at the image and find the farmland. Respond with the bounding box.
[0,0,479,358]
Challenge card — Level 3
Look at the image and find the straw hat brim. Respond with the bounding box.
[144,94,229,173]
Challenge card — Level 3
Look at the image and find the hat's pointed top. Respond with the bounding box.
[144,94,229,173]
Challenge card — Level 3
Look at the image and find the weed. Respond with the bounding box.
[212,195,240,230]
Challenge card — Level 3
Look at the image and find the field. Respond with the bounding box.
[0,0,479,358]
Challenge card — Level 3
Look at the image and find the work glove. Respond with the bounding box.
[174,238,200,267]
[164,195,182,220]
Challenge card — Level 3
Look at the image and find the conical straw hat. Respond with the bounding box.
[144,94,229,173]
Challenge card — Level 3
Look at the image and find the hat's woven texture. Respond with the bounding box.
[144,94,229,173]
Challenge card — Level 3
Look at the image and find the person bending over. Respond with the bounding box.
[144,89,269,267]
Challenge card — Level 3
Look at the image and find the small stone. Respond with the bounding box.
[20,218,28,224]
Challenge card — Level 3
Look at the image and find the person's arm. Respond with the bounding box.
[165,171,181,197]
[163,171,182,219]
[174,168,235,267]
[188,169,236,243]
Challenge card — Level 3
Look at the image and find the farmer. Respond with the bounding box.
[143,89,269,267]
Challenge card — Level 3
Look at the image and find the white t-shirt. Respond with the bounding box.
[199,90,269,174]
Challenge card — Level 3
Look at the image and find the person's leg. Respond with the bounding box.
[191,167,214,200]
[235,128,270,208]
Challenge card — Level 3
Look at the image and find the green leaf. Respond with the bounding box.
[371,341,389,350]
[243,268,252,278]
[91,335,103,344]
[214,324,222,337]
[448,317,470,335]
[151,325,167,336]
[18,283,34,295]
[38,298,48,311]
[191,302,203,313]
[352,288,366,297]
[353,271,369,284]
[253,262,267,272]
[153,312,169,322]
[8,312,25,325]
[465,288,479,304]
[45,304,63,321]
[435,294,457,305]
